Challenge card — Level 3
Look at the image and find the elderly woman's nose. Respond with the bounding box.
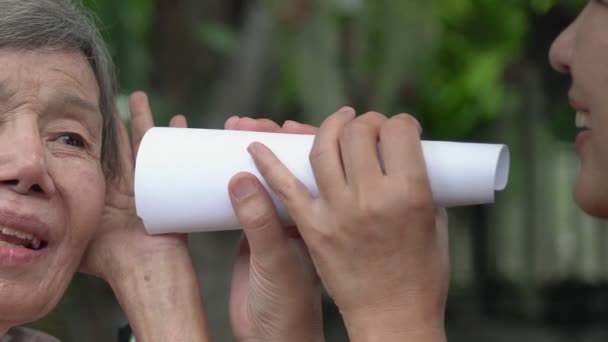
[0,127,56,197]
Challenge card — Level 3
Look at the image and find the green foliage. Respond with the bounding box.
[83,0,153,92]
[196,22,238,56]
[419,0,530,138]
[265,0,348,125]
[82,0,584,139]
[263,0,542,139]
[352,1,439,111]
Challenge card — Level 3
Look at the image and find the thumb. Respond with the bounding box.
[229,172,290,265]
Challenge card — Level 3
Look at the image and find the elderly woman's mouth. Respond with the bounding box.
[0,227,46,250]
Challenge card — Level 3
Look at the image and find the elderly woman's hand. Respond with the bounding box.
[79,92,210,341]
[246,109,450,342]
[225,117,325,342]
[79,92,187,278]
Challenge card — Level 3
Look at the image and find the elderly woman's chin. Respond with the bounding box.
[0,253,76,332]
[0,217,98,333]
[0,280,69,333]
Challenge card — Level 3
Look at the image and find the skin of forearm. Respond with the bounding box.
[342,309,446,342]
[108,248,211,342]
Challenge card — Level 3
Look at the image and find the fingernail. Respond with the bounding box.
[225,116,239,129]
[247,142,262,156]
[339,106,355,116]
[233,178,258,201]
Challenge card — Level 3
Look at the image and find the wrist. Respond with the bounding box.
[108,240,211,341]
[239,335,324,342]
[103,231,189,285]
[341,306,446,342]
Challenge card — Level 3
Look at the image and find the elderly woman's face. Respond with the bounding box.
[0,49,105,327]
[549,1,608,217]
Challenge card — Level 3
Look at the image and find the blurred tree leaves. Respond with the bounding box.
[84,0,153,91]
[419,0,529,138]
[83,0,583,139]
[265,0,349,125]
[196,22,238,56]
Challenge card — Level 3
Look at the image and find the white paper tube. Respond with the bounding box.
[135,127,510,234]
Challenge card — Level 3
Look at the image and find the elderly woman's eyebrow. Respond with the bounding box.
[58,93,100,115]
[0,81,17,101]
[46,93,103,139]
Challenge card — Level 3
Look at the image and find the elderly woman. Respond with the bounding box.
[0,0,212,340]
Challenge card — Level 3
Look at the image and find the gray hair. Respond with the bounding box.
[0,0,120,179]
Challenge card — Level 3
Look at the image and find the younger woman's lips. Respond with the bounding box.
[569,95,590,113]
[576,129,592,154]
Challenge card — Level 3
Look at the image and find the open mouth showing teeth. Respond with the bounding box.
[576,111,591,129]
[0,227,47,251]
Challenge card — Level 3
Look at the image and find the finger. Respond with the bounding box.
[379,114,431,198]
[228,172,291,264]
[380,114,422,176]
[232,117,282,133]
[112,109,135,171]
[169,115,188,128]
[309,107,356,199]
[228,234,251,326]
[282,120,318,135]
[247,142,314,225]
[339,112,385,190]
[224,115,240,130]
[435,208,450,261]
[129,91,155,155]
[435,208,448,229]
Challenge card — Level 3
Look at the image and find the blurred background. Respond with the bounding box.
[29,0,608,340]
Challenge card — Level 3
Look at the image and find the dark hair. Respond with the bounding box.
[0,0,120,179]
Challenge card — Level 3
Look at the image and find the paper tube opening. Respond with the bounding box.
[494,145,510,191]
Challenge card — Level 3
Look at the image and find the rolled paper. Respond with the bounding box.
[135,127,510,234]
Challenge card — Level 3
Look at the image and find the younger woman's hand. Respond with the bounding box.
[246,109,450,342]
[225,117,325,342]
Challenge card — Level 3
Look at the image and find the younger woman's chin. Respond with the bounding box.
[574,182,608,218]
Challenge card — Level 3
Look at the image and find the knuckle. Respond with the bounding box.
[389,114,421,134]
[315,226,338,247]
[274,176,299,203]
[342,120,372,140]
[361,111,387,122]
[309,144,327,164]
[355,198,385,223]
[240,198,277,229]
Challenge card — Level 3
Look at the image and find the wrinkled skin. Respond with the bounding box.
[0,48,105,333]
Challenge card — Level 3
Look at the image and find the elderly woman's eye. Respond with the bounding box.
[56,134,86,148]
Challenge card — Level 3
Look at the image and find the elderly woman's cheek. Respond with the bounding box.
[55,160,106,249]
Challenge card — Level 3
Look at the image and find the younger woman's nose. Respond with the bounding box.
[549,19,577,74]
